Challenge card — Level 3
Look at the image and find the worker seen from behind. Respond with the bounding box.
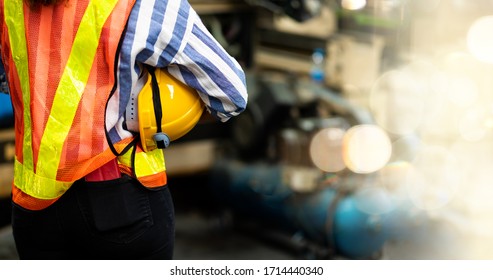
[0,0,247,259]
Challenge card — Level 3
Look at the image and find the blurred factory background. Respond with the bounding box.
[3,0,493,260]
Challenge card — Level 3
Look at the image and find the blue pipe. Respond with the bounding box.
[210,160,410,259]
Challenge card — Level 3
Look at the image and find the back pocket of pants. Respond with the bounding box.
[76,175,154,244]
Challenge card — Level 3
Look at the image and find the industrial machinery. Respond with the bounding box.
[244,0,323,22]
[208,71,418,259]
[211,161,405,259]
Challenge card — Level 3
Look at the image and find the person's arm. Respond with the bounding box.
[165,8,248,122]
[133,0,248,122]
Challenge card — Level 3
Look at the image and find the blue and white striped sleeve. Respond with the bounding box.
[158,1,248,122]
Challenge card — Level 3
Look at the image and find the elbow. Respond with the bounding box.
[235,71,248,114]
[211,95,248,123]
[236,90,248,115]
[210,70,249,122]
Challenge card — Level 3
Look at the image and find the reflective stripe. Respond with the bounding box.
[118,148,166,179]
[14,158,71,199]
[36,0,119,180]
[4,0,34,173]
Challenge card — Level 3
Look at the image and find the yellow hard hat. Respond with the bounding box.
[138,67,204,152]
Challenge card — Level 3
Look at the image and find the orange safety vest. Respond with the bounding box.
[0,0,167,210]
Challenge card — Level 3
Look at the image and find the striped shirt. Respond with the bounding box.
[107,0,248,143]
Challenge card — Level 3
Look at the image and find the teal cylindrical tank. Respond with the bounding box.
[333,196,389,258]
[288,186,391,259]
[210,160,399,259]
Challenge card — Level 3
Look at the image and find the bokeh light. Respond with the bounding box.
[309,127,346,172]
[451,0,478,13]
[343,124,392,174]
[412,0,441,13]
[341,0,367,10]
[447,76,479,107]
[369,69,426,135]
[450,138,493,214]
[405,145,462,211]
[467,16,493,64]
[458,105,491,142]
[378,160,413,192]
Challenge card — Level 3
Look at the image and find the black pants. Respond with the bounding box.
[11,174,175,260]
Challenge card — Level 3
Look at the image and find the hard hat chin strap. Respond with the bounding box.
[147,66,170,149]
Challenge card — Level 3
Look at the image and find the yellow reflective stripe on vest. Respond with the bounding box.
[7,0,119,199]
[37,0,119,180]
[4,0,34,173]
[14,158,71,199]
[118,148,166,179]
